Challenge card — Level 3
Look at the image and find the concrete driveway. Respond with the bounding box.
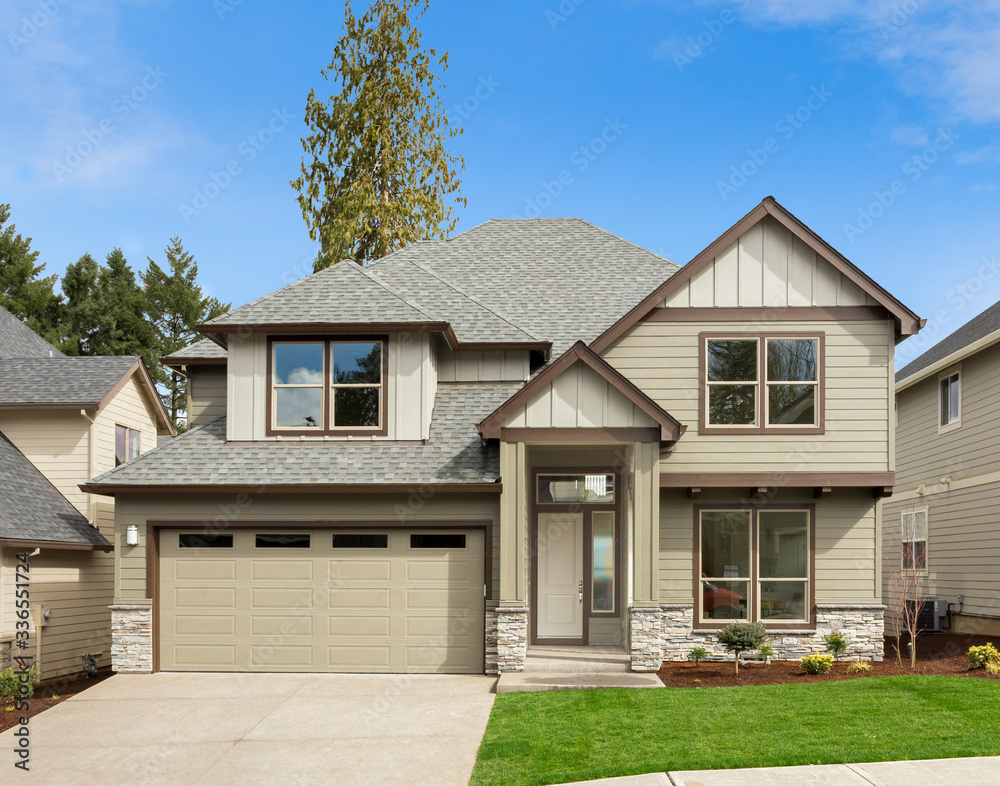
[0,672,496,785]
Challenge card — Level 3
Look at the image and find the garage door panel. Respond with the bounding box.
[251,560,314,581]
[328,615,392,637]
[406,588,476,610]
[251,644,314,668]
[170,644,237,667]
[328,645,391,668]
[171,615,237,636]
[405,645,474,670]
[405,559,474,582]
[250,615,313,637]
[329,560,392,582]
[250,587,314,608]
[173,560,237,581]
[328,588,391,610]
[172,587,236,609]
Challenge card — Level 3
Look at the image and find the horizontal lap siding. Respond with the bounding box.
[95,376,161,474]
[187,367,227,427]
[605,319,892,473]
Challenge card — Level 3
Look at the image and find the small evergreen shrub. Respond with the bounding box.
[0,666,38,704]
[799,654,834,674]
[716,621,768,674]
[967,644,1000,670]
[824,632,848,660]
[756,642,775,663]
[846,661,873,674]
[986,661,1000,676]
[688,647,708,664]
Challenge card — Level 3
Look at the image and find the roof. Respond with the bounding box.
[83,383,519,492]
[0,430,111,547]
[0,356,140,408]
[896,298,1000,386]
[0,304,64,359]
[197,218,678,357]
[162,338,227,366]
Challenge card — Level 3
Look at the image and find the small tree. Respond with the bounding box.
[887,566,926,670]
[716,621,767,675]
[824,632,848,662]
[688,646,708,665]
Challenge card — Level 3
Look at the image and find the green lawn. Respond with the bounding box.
[471,676,1000,786]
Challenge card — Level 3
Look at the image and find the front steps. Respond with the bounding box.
[496,645,664,693]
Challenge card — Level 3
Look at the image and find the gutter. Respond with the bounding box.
[895,326,1000,393]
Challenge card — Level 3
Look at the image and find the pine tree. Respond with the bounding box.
[291,0,465,271]
[59,253,102,355]
[142,237,229,430]
[89,248,157,367]
[0,203,63,343]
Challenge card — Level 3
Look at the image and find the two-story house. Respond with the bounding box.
[0,305,174,678]
[884,299,1000,637]
[84,198,921,675]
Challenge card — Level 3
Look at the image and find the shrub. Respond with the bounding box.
[824,632,848,660]
[986,661,1000,677]
[967,644,1000,670]
[688,647,708,664]
[716,621,768,674]
[0,666,38,704]
[799,654,834,674]
[846,661,873,674]
[757,642,775,664]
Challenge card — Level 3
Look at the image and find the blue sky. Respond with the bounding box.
[3,0,1000,367]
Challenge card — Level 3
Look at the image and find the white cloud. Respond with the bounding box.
[889,124,929,147]
[955,145,1000,166]
[970,182,999,191]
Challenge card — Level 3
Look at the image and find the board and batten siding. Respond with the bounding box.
[227,332,436,441]
[437,348,530,382]
[187,366,227,427]
[501,361,658,430]
[603,318,894,473]
[894,340,1000,492]
[662,216,880,309]
[660,488,880,605]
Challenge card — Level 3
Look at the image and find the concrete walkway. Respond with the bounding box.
[0,672,495,785]
[558,757,1000,785]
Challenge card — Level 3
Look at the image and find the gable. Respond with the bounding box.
[662,216,877,309]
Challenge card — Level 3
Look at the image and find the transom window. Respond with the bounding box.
[697,508,812,627]
[703,335,821,431]
[269,338,385,435]
[939,371,960,428]
[901,510,927,571]
[537,474,615,504]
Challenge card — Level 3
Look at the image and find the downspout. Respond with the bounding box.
[81,409,98,526]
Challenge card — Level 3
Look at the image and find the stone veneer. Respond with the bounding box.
[0,635,12,670]
[487,607,528,674]
[110,604,153,673]
[628,607,662,671]
[659,603,885,663]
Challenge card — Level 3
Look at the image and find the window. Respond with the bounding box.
[702,335,821,432]
[537,474,615,504]
[410,533,466,549]
[255,533,311,548]
[332,533,388,549]
[901,510,927,571]
[115,425,141,466]
[697,508,812,627]
[179,533,234,548]
[269,338,385,435]
[592,512,615,613]
[939,371,960,428]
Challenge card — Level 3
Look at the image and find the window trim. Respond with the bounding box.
[698,332,825,435]
[937,366,961,433]
[692,504,816,631]
[115,424,141,466]
[901,508,928,572]
[266,335,389,437]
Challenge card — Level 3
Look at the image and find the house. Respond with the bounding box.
[83,197,921,675]
[0,305,174,678]
[884,299,1000,636]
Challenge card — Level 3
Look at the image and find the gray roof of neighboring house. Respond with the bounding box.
[0,430,110,546]
[0,304,64,359]
[87,382,518,489]
[163,338,228,363]
[897,299,1000,383]
[0,356,138,406]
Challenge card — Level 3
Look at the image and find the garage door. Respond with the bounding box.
[159,528,484,673]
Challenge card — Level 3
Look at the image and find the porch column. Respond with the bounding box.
[629,441,662,671]
[494,440,528,672]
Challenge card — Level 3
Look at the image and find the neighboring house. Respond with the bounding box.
[84,197,921,675]
[884,300,1000,637]
[0,305,174,678]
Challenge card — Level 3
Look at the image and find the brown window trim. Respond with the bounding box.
[692,503,816,632]
[698,331,826,436]
[265,335,389,437]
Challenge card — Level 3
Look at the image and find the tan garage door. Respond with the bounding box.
[159,528,484,673]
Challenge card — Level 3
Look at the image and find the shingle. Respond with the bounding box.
[0,304,64,359]
[897,299,1000,382]
[163,338,227,362]
[0,357,138,406]
[88,383,519,488]
[0,430,110,545]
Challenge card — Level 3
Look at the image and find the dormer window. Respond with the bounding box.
[268,337,386,436]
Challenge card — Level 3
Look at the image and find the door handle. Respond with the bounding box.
[579,579,583,604]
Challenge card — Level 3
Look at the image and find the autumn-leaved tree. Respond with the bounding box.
[292,0,465,271]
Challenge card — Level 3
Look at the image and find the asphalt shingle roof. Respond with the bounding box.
[897,299,1000,383]
[163,338,227,362]
[88,383,518,488]
[0,430,110,546]
[0,304,63,359]
[0,356,138,406]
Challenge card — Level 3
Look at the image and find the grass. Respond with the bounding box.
[471,676,1000,786]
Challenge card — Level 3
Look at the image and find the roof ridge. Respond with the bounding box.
[201,264,336,327]
[351,263,441,322]
[573,218,679,268]
[402,259,542,341]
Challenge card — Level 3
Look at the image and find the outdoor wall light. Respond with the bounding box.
[126,525,139,546]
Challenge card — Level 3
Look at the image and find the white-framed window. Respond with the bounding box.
[938,369,960,429]
[901,510,928,571]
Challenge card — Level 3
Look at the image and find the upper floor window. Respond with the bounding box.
[939,370,960,429]
[268,338,386,436]
[901,510,927,571]
[702,334,822,433]
[115,425,140,466]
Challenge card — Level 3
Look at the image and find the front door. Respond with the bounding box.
[536,512,584,639]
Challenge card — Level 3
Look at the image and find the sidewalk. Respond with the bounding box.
[557,756,1000,785]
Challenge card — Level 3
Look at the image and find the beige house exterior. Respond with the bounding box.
[884,301,1000,636]
[87,198,921,674]
[0,307,173,679]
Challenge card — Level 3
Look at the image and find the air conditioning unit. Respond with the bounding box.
[905,596,945,633]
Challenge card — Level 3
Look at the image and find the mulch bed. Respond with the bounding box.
[0,669,113,733]
[657,634,1000,688]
